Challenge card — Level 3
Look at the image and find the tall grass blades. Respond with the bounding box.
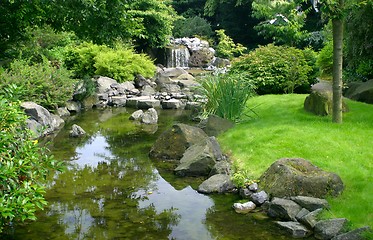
[199,73,254,122]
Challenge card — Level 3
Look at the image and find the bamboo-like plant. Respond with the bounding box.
[199,73,255,122]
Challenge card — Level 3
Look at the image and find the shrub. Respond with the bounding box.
[64,42,156,82]
[215,30,247,60]
[173,16,214,39]
[64,42,109,78]
[198,73,255,122]
[2,25,77,65]
[94,45,156,82]
[0,95,63,233]
[316,40,333,76]
[0,59,76,111]
[230,44,316,94]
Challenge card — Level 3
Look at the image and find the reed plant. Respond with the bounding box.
[198,73,255,122]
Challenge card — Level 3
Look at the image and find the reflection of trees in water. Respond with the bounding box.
[42,158,180,239]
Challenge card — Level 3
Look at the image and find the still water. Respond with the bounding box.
[6,108,307,240]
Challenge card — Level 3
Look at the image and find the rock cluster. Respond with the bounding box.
[63,67,204,115]
[149,116,235,194]
[168,37,230,69]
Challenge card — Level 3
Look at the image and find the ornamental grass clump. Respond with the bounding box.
[199,73,255,122]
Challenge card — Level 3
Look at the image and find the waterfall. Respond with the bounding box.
[166,46,190,68]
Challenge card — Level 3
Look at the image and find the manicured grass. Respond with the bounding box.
[218,94,373,229]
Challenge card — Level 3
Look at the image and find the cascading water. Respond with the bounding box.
[166,46,190,68]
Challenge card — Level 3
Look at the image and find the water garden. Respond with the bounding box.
[1,1,373,239]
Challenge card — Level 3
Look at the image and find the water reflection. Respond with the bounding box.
[5,109,303,240]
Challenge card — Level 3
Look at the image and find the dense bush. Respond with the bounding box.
[64,42,156,82]
[215,30,247,60]
[0,59,76,110]
[2,25,77,66]
[0,96,63,233]
[230,44,317,94]
[95,45,156,82]
[316,40,333,76]
[173,16,214,39]
[199,73,255,122]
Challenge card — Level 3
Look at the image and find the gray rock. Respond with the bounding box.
[299,208,323,229]
[276,221,312,238]
[149,123,208,160]
[239,188,254,199]
[304,88,348,116]
[259,158,344,198]
[161,67,188,78]
[314,218,348,240]
[198,174,235,194]
[65,100,82,113]
[250,190,269,206]
[268,197,302,221]
[207,136,224,161]
[141,85,156,96]
[134,74,148,88]
[129,110,144,121]
[69,124,86,137]
[119,81,136,91]
[110,96,127,107]
[21,102,64,137]
[290,196,330,211]
[200,114,235,136]
[96,76,117,94]
[57,107,70,118]
[161,99,184,109]
[332,226,371,240]
[158,83,181,94]
[126,96,160,109]
[209,160,231,176]
[174,142,216,177]
[141,108,158,124]
[97,93,109,101]
[248,182,259,192]
[232,201,256,214]
[188,47,214,67]
[296,208,311,222]
[344,79,373,104]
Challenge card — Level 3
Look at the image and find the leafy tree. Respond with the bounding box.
[215,29,247,59]
[0,94,63,233]
[173,16,214,39]
[345,1,373,80]
[251,0,309,46]
[47,0,177,49]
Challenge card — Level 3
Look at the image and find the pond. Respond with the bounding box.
[5,108,311,240]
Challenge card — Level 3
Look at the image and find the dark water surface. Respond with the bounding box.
[6,108,308,240]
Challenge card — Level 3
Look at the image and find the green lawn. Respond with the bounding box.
[218,94,373,229]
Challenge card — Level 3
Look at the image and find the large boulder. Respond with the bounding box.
[199,114,235,136]
[259,158,344,198]
[188,48,215,67]
[174,140,217,177]
[344,79,373,104]
[304,83,349,116]
[198,174,234,194]
[149,124,208,160]
[96,76,117,94]
[21,102,64,137]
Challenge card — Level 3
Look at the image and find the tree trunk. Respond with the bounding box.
[332,12,344,123]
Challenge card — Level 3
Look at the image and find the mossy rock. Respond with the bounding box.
[149,123,208,161]
[259,158,344,198]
